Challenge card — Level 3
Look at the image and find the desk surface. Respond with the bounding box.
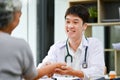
[39,78,53,80]
[39,77,80,80]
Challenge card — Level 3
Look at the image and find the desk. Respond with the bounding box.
[39,77,80,80]
[105,75,120,80]
[39,78,53,80]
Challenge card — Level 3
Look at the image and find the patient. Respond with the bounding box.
[0,0,66,80]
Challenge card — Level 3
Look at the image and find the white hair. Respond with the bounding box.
[0,0,22,28]
[2,0,22,12]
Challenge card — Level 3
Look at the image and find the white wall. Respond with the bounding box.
[27,0,37,65]
[11,0,37,65]
[55,0,69,42]
[92,26,104,46]
[12,0,28,41]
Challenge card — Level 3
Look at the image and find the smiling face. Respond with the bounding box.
[65,14,87,40]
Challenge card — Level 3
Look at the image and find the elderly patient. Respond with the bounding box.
[0,0,66,80]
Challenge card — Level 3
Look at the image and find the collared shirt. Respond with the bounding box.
[40,35,105,80]
[66,37,85,71]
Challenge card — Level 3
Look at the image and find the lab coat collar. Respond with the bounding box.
[57,35,88,50]
[55,40,66,49]
[78,35,89,50]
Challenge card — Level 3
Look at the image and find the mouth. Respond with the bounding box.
[67,30,75,33]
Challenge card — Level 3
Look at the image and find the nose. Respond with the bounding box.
[67,23,74,28]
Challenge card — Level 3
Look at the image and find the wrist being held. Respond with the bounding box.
[54,65,84,78]
[55,62,66,68]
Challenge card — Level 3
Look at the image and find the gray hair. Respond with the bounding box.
[0,0,22,29]
[0,0,22,12]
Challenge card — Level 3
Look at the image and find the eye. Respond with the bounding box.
[74,21,78,24]
[66,20,70,24]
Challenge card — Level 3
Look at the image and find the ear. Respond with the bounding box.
[82,23,88,31]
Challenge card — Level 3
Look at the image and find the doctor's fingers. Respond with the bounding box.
[61,65,72,70]
[55,67,73,75]
[55,62,67,68]
[54,68,68,75]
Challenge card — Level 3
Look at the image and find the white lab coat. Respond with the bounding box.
[38,35,105,80]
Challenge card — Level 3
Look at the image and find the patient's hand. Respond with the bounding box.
[55,65,74,75]
[43,62,66,77]
[35,62,66,79]
[43,62,53,77]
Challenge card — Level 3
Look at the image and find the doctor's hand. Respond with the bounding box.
[54,65,84,78]
[54,65,74,76]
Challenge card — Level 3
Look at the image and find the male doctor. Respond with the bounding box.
[38,5,105,80]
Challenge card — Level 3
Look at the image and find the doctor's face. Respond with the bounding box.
[65,14,87,40]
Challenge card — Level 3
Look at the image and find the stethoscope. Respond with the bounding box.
[65,38,88,69]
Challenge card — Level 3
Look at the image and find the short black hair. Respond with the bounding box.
[65,5,89,23]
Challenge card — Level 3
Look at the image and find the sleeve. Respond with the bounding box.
[21,41,38,80]
[38,45,58,68]
[81,38,105,80]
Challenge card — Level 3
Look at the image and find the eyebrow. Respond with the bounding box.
[65,18,80,21]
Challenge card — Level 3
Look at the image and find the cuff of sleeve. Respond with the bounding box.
[24,66,38,80]
[81,70,90,80]
[37,63,42,68]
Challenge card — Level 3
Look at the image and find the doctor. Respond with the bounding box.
[38,5,105,80]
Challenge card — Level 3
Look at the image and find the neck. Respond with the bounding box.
[0,25,13,34]
[69,37,82,52]
[0,28,12,34]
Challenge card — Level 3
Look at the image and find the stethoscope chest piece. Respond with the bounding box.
[82,62,87,68]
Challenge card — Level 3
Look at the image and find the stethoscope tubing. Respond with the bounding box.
[65,38,88,68]
[65,38,73,62]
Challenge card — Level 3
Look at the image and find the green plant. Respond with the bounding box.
[88,6,97,18]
